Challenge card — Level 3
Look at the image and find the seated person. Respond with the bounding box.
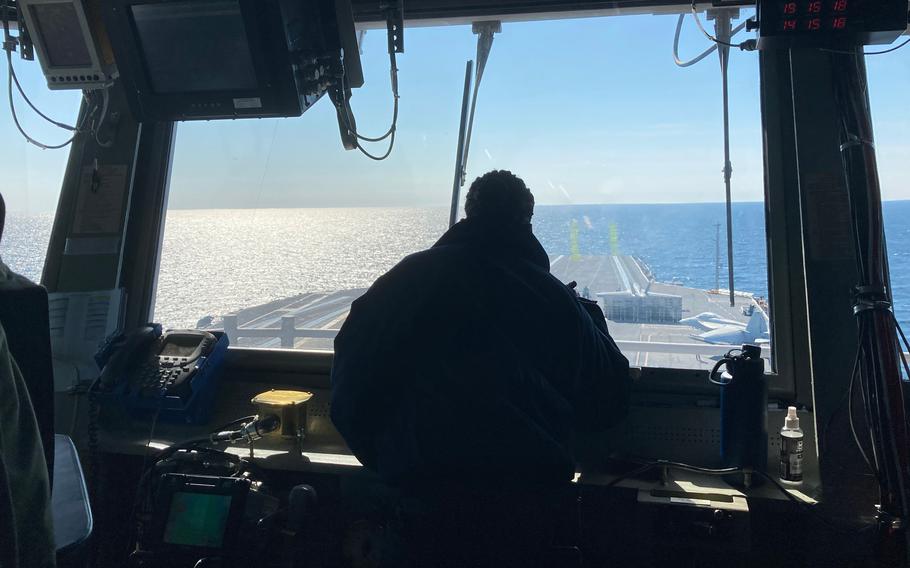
[331,170,631,566]
[0,193,56,568]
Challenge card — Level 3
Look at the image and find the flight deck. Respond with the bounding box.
[211,255,769,370]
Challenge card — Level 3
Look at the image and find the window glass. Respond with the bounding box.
[0,55,81,283]
[867,53,910,349]
[155,15,771,371]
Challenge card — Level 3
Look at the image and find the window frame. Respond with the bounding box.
[125,17,805,404]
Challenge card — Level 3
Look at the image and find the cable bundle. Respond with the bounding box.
[832,49,910,557]
[2,0,113,150]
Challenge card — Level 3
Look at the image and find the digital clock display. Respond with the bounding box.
[758,0,908,48]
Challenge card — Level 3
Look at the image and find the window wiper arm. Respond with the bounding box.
[448,21,501,229]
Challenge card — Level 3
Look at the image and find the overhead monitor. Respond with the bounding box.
[758,0,909,48]
[18,0,116,90]
[103,0,362,122]
[130,2,259,95]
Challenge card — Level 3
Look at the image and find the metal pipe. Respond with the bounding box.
[461,22,500,184]
[449,60,474,228]
[714,11,735,307]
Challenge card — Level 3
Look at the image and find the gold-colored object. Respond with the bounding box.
[251,390,314,439]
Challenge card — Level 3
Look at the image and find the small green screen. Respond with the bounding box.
[163,492,232,548]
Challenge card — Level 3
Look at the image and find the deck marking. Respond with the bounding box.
[302,303,353,328]
[248,294,351,330]
[612,256,634,294]
[243,293,327,327]
[324,311,351,329]
[588,256,605,293]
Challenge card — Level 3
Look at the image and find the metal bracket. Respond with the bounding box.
[706,8,740,23]
[16,5,32,60]
[383,0,404,53]
[328,84,358,151]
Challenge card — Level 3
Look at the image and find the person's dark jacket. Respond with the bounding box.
[330,218,631,486]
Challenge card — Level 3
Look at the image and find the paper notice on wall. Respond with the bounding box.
[804,172,852,262]
[73,164,129,235]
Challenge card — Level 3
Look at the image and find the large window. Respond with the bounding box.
[867,54,910,344]
[0,56,81,282]
[154,14,770,370]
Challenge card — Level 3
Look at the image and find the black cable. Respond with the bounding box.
[6,51,76,149]
[833,52,894,494]
[85,378,103,566]
[2,3,109,149]
[353,53,398,144]
[604,459,739,488]
[335,33,400,160]
[849,343,880,476]
[822,339,862,456]
[825,37,910,56]
[750,469,876,534]
[655,460,740,475]
[603,462,658,488]
[92,87,114,148]
[211,415,257,433]
[835,52,910,525]
[355,129,396,161]
[892,314,910,380]
[5,47,103,150]
[125,407,162,560]
[865,37,910,55]
[9,54,77,131]
[606,458,873,534]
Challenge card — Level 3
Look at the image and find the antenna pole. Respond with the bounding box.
[715,222,721,292]
[449,60,474,228]
[709,8,739,307]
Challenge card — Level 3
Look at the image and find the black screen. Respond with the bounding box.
[30,3,92,68]
[160,336,200,357]
[163,492,232,548]
[131,1,258,94]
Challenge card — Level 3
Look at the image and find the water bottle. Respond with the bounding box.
[711,344,767,471]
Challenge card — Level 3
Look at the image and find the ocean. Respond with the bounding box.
[2,202,908,336]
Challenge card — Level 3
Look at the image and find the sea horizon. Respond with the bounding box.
[2,202,907,337]
[8,198,910,216]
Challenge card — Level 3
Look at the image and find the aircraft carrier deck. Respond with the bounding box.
[211,255,768,370]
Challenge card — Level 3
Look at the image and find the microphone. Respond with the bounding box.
[287,484,318,534]
[210,414,280,443]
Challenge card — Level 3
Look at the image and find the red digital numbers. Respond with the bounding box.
[807,17,822,30]
[833,16,848,29]
[834,0,848,11]
[783,2,798,14]
[783,18,798,30]
[808,1,823,13]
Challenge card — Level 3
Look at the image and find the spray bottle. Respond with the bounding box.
[779,406,803,484]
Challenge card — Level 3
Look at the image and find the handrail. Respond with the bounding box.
[221,314,774,357]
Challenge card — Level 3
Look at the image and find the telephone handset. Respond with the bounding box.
[98,326,217,400]
[98,324,160,388]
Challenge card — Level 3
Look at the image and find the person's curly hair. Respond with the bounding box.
[464,170,534,225]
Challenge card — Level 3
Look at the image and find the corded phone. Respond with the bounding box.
[98,326,217,400]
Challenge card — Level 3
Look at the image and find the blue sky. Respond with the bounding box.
[2,12,909,213]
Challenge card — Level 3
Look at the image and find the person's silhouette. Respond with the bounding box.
[0,193,57,567]
[331,170,631,566]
